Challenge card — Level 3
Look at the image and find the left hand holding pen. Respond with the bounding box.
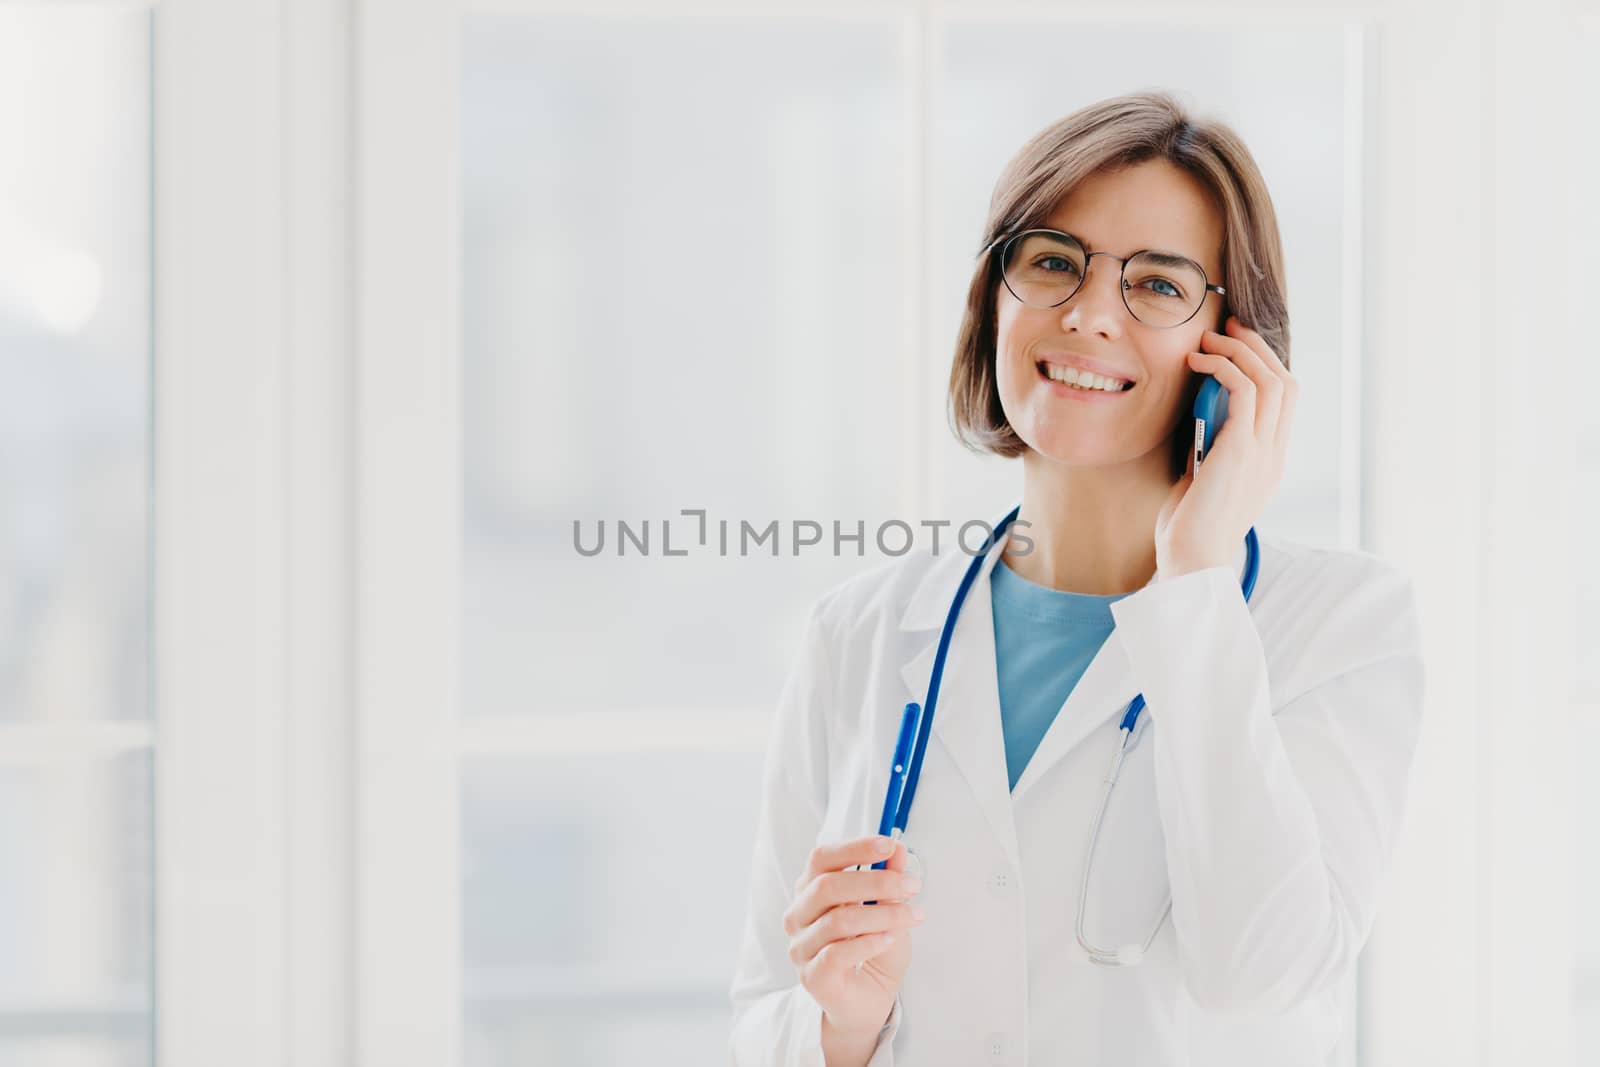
[1154,315,1298,581]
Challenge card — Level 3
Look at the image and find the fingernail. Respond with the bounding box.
[875,836,892,854]
[911,906,926,920]
[902,877,922,895]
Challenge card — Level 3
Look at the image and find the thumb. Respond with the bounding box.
[884,839,908,874]
[1157,471,1192,535]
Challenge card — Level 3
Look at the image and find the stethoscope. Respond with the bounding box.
[868,504,1260,967]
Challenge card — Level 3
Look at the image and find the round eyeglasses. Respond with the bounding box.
[987,229,1225,329]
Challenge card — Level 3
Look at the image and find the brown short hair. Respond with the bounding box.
[948,90,1290,478]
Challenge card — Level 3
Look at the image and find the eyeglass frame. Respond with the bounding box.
[982,228,1227,329]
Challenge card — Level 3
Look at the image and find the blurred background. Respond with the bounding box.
[0,0,1590,1065]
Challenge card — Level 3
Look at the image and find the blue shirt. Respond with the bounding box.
[989,557,1133,792]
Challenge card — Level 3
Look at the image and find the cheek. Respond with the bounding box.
[993,295,1016,351]
[993,304,1029,389]
[1149,334,1200,394]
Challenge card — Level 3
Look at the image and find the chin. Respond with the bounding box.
[1017,430,1127,467]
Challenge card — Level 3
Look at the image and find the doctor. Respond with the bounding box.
[729,90,1425,1067]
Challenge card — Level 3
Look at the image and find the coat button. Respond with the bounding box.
[988,870,1011,893]
[986,1030,1006,1059]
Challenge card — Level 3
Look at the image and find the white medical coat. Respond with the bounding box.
[728,513,1425,1066]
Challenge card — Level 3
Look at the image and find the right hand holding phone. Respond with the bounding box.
[782,834,925,1039]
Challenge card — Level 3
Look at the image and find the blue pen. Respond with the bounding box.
[863,701,922,905]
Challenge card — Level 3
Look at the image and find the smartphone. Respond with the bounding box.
[1191,374,1228,477]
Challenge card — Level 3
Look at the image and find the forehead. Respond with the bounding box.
[1041,160,1223,277]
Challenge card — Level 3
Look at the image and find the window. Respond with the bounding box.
[0,8,154,1066]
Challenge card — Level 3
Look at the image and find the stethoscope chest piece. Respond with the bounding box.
[902,844,926,887]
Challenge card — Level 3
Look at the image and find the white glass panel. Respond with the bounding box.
[0,7,152,1066]
[462,751,762,1064]
[460,13,912,724]
[0,1039,144,1067]
[0,754,152,1058]
[0,8,152,725]
[462,1013,727,1067]
[460,13,911,1062]
[931,20,1359,547]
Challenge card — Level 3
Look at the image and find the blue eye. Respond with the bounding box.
[1037,256,1080,275]
[1142,277,1182,299]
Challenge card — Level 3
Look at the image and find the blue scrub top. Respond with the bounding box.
[989,556,1132,792]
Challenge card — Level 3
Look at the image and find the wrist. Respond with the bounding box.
[1156,547,1229,581]
[821,1007,890,1066]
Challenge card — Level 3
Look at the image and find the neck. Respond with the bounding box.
[1000,440,1176,596]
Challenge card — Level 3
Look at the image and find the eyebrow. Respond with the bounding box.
[1073,233,1201,269]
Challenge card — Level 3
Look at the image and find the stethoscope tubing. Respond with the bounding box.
[891,505,1026,839]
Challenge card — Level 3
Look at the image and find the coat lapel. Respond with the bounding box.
[898,529,1020,871]
[1008,628,1139,802]
[896,512,1254,823]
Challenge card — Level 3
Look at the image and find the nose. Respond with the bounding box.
[1058,253,1125,339]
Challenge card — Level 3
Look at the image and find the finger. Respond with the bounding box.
[859,840,909,908]
[1276,370,1300,452]
[1226,318,1298,453]
[1268,368,1298,458]
[1219,316,1290,440]
[795,835,893,895]
[1204,323,1282,436]
[1187,349,1257,438]
[789,901,924,967]
[785,867,919,935]
[808,931,900,979]
[1158,470,1192,528]
[1224,316,1291,381]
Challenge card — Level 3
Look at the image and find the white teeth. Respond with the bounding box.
[1042,363,1128,392]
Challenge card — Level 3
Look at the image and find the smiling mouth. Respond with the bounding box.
[1035,361,1135,393]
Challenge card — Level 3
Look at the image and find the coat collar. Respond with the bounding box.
[896,503,1252,864]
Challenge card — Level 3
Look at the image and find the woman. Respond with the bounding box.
[728,91,1425,1067]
